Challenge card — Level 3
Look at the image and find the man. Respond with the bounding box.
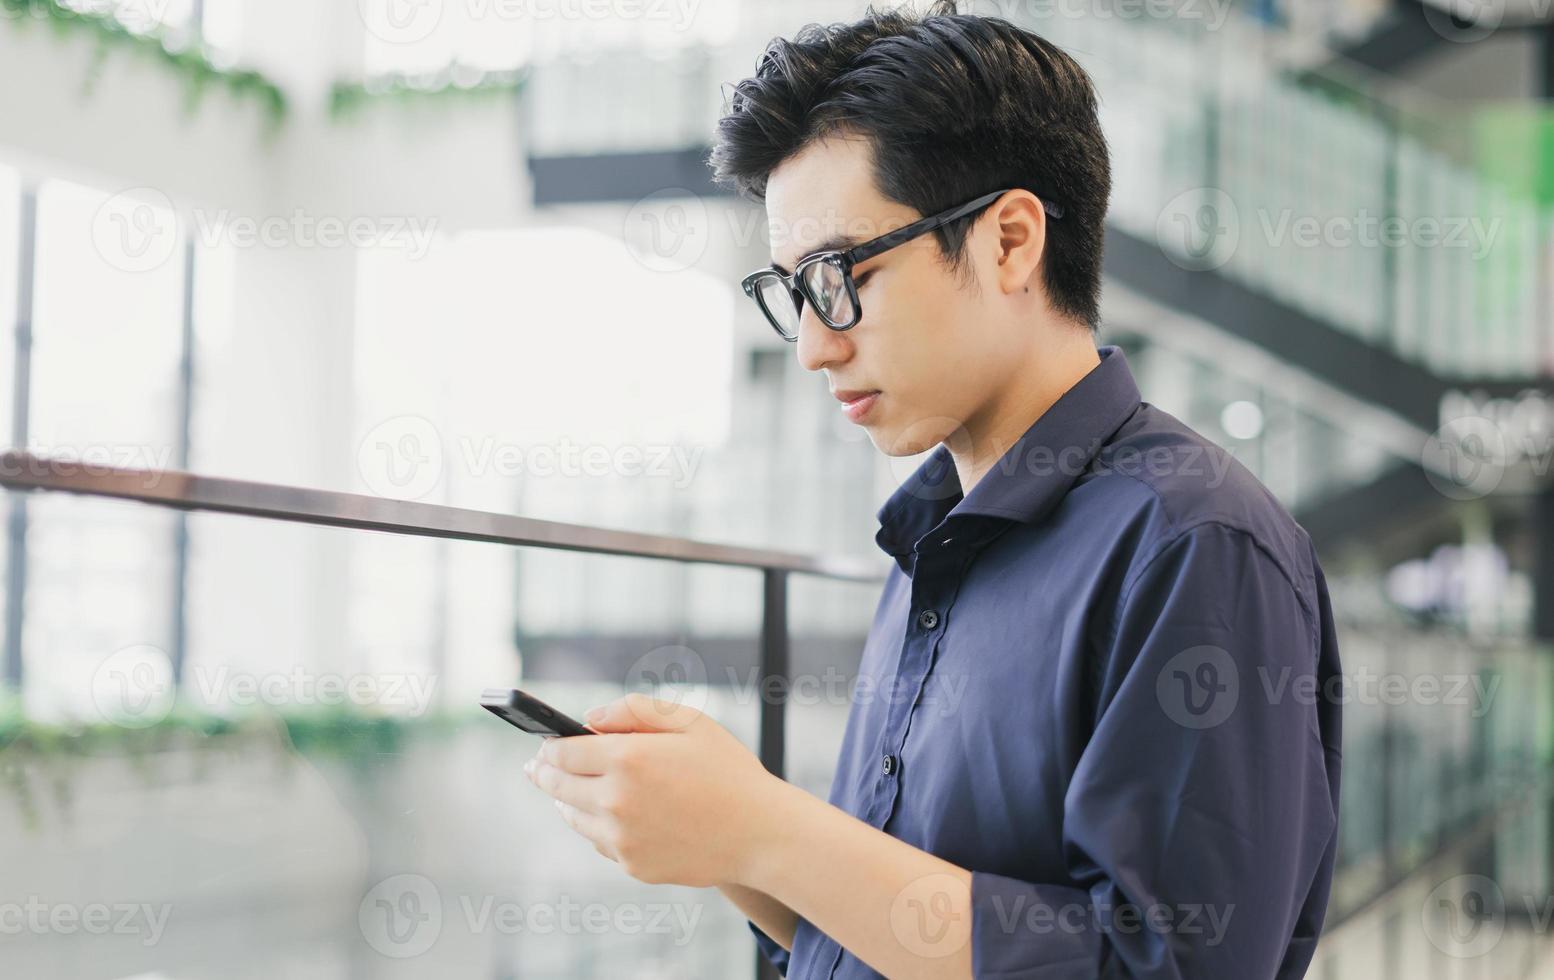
[524,4,1343,977]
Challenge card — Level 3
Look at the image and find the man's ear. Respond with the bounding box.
[990,191,1047,297]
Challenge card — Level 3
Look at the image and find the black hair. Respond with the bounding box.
[709,1,1111,330]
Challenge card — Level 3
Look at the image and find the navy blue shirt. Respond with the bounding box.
[752,346,1342,978]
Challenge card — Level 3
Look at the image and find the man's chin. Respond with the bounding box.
[870,415,965,459]
[870,429,940,458]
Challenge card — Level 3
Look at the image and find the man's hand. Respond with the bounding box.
[523,691,976,978]
[523,692,785,888]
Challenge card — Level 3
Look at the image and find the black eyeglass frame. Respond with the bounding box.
[740,188,1065,341]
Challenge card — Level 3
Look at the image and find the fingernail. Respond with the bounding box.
[584,707,604,724]
[523,758,535,775]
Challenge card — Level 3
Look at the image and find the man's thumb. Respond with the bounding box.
[585,692,700,733]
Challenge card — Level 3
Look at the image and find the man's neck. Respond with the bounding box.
[950,334,1102,497]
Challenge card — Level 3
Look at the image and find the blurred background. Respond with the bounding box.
[0,0,1552,976]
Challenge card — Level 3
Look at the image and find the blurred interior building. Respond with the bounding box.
[3,0,1554,976]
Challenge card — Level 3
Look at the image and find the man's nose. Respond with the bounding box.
[795,303,852,373]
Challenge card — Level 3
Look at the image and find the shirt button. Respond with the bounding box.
[917,609,939,630]
[881,754,897,776]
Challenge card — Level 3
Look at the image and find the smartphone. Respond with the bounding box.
[480,688,594,738]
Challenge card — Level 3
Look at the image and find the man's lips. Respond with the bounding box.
[832,389,881,422]
[831,388,881,404]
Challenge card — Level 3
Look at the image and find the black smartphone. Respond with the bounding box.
[480,688,594,738]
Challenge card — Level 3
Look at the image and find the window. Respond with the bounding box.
[22,179,185,721]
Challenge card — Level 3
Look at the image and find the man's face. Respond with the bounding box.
[764,133,1033,457]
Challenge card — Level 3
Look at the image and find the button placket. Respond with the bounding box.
[880,544,984,819]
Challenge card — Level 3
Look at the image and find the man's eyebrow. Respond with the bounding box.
[771,234,863,276]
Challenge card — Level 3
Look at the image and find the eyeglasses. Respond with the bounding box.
[740,188,1064,342]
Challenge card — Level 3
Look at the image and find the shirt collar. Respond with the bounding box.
[874,345,1143,567]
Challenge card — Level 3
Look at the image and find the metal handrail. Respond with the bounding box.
[0,450,888,980]
[0,451,888,582]
[0,447,888,796]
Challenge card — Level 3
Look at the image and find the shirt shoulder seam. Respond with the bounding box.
[1110,517,1319,652]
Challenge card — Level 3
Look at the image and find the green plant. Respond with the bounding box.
[0,705,463,830]
[0,0,287,130]
[329,63,529,120]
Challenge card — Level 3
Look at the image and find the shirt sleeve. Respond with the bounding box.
[749,920,790,975]
[970,522,1341,979]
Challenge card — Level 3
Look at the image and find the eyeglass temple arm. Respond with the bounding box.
[845,189,1064,265]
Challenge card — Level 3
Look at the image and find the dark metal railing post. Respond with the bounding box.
[756,567,789,980]
[758,567,789,778]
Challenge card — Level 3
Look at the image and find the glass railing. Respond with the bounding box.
[1000,8,1548,381]
[0,451,885,978]
[1316,624,1554,977]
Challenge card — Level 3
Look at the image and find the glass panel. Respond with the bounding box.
[0,166,17,684]
[785,574,877,800]
[0,165,18,444]
[0,515,773,976]
[21,179,184,722]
